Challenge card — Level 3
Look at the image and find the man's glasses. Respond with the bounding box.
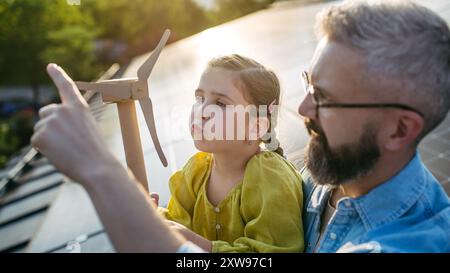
[301,71,424,118]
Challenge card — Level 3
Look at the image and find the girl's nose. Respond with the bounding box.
[298,93,317,120]
[192,102,207,122]
[201,104,210,120]
[200,101,218,121]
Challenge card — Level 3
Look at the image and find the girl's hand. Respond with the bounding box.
[150,192,160,207]
[165,220,212,252]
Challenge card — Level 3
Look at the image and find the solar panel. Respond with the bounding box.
[419,113,450,189]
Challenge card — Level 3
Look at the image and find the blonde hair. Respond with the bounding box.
[207,54,284,157]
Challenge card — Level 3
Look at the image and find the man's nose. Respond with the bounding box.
[298,93,317,119]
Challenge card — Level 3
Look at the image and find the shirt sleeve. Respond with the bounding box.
[212,153,304,253]
[160,152,211,229]
[336,241,382,253]
[176,241,207,253]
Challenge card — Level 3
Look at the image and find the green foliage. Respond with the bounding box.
[212,0,275,23]
[0,0,275,85]
[82,0,210,60]
[42,25,100,80]
[79,0,275,62]
[0,0,100,85]
[0,111,34,168]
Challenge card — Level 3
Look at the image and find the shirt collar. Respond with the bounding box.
[352,153,427,230]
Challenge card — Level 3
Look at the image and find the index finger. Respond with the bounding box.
[47,63,86,106]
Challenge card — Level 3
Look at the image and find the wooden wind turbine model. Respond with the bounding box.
[75,30,171,192]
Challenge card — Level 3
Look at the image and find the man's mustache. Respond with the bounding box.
[304,118,324,138]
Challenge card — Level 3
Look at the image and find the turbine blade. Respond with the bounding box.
[139,98,168,167]
[75,81,101,92]
[137,29,171,82]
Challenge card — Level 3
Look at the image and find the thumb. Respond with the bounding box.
[47,63,86,106]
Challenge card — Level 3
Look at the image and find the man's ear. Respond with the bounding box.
[384,111,424,151]
[249,116,270,141]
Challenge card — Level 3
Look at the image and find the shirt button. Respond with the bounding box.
[216,224,221,230]
[215,207,220,213]
[344,201,351,208]
[330,233,337,240]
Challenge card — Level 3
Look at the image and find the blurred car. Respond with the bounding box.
[0,99,39,119]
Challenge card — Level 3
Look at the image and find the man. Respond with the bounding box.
[31,0,450,252]
[299,0,450,252]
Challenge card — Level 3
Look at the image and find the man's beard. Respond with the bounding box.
[304,118,381,186]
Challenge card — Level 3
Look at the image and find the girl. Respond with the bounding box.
[159,54,303,253]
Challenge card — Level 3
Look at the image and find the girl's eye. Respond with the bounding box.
[217,101,227,107]
[195,95,204,103]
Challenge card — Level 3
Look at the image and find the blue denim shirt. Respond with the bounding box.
[302,153,450,253]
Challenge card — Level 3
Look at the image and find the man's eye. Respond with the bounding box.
[315,93,326,102]
[314,90,331,103]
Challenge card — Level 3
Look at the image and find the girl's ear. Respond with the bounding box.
[249,116,270,141]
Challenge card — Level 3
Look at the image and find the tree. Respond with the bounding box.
[81,0,210,62]
[212,0,276,23]
[0,0,100,103]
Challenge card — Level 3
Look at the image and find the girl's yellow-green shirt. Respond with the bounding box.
[160,151,304,253]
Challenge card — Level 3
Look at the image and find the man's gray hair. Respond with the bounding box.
[316,0,450,141]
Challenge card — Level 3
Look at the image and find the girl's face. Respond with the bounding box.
[190,67,258,154]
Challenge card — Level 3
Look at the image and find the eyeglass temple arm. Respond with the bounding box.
[317,103,424,117]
